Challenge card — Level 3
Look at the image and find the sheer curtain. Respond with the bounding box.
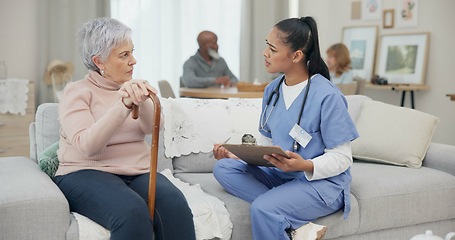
[111,0,241,96]
[239,0,290,84]
[37,0,109,104]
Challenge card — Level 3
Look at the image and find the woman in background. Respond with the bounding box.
[213,17,358,240]
[54,18,195,240]
[326,43,353,84]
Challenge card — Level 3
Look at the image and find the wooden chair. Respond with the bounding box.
[158,80,176,98]
[353,77,366,95]
[337,81,358,96]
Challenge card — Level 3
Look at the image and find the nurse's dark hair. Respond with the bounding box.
[275,16,330,80]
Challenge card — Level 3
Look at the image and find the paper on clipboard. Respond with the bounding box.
[221,144,290,166]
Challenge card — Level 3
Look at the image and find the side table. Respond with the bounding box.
[365,83,430,109]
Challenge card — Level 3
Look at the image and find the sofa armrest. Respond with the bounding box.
[0,157,70,240]
[422,142,455,176]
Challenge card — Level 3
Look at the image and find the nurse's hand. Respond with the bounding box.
[264,151,314,172]
[212,144,239,160]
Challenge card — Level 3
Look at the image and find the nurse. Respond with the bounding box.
[212,16,359,240]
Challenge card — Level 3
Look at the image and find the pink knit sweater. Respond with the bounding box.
[56,71,155,176]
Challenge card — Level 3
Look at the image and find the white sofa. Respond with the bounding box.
[1,95,454,239]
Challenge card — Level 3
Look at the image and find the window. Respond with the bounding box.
[111,0,241,95]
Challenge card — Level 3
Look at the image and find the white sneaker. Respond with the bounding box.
[292,222,328,240]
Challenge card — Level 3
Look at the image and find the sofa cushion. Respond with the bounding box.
[312,195,360,239]
[174,172,361,239]
[146,132,173,173]
[351,100,439,168]
[350,161,455,234]
[173,152,217,173]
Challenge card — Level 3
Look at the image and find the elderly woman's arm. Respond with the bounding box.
[60,84,132,157]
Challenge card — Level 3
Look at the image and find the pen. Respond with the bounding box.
[209,137,231,158]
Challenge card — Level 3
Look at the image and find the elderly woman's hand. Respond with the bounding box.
[119,79,157,108]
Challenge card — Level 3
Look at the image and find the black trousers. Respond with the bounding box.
[55,169,196,240]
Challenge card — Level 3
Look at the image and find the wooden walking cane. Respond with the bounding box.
[131,91,161,220]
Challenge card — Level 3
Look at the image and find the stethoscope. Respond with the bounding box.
[260,75,311,152]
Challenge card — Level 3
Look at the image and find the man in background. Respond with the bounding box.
[182,31,238,88]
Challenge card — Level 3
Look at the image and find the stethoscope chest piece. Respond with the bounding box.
[293,140,299,152]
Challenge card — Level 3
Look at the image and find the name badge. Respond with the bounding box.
[289,124,312,148]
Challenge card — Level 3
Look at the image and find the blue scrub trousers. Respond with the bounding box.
[54,169,195,240]
[214,158,344,240]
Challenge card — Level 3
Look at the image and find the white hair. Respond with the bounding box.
[76,17,132,72]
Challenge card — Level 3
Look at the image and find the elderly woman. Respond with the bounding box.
[53,18,196,240]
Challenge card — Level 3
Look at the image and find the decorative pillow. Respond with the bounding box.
[38,141,59,178]
[160,98,262,158]
[345,95,372,122]
[162,98,262,174]
[351,100,439,168]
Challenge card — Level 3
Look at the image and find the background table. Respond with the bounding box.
[179,87,264,99]
[365,84,430,109]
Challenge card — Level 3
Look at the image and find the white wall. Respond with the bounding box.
[0,0,41,83]
[240,0,289,83]
[301,0,455,145]
[0,0,108,105]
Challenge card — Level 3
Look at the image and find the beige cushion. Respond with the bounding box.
[352,100,439,168]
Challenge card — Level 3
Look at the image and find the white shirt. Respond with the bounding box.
[258,78,353,181]
[282,80,308,110]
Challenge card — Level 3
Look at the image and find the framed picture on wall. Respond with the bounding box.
[376,33,429,85]
[342,26,378,81]
[396,0,419,28]
[383,9,394,28]
[362,0,382,20]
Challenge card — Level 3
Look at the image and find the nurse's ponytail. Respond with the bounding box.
[274,16,330,80]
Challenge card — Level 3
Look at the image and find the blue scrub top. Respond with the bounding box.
[258,74,359,218]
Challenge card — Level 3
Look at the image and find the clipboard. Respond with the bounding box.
[221,144,290,166]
